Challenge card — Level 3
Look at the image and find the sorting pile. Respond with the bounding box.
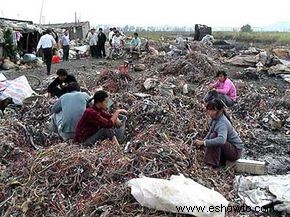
[0,141,236,216]
[0,38,289,216]
[160,51,218,82]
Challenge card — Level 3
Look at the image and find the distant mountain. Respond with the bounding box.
[262,21,290,32]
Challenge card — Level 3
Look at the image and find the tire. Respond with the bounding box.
[25,75,41,89]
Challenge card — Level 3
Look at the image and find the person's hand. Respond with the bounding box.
[115,118,121,128]
[117,109,127,114]
[209,84,214,89]
[194,140,204,146]
[49,97,57,104]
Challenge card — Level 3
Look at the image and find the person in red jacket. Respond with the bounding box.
[74,90,127,145]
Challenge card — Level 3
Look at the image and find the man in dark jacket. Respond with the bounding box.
[48,68,77,98]
[97,28,107,58]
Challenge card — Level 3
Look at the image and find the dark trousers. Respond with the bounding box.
[90,45,97,58]
[49,87,66,98]
[203,90,235,107]
[97,43,106,58]
[84,115,127,145]
[62,45,69,61]
[43,48,52,74]
[204,142,242,167]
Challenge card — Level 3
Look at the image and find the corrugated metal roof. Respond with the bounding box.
[45,21,90,29]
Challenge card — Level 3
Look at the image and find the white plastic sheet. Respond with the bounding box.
[235,174,290,213]
[0,75,34,105]
[0,73,7,82]
[127,174,229,217]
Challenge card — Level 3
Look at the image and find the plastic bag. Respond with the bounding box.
[0,76,34,105]
[127,174,229,217]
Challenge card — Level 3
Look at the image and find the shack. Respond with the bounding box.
[44,21,90,40]
[0,17,44,57]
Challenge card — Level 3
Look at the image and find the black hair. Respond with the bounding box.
[46,29,52,34]
[88,90,108,105]
[99,28,103,31]
[206,99,232,123]
[52,48,57,55]
[56,68,68,76]
[109,28,113,31]
[67,82,80,92]
[112,27,116,30]
[216,69,227,77]
[133,32,138,37]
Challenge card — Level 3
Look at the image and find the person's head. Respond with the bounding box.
[56,68,68,81]
[115,30,120,36]
[109,28,113,31]
[133,32,138,38]
[91,90,109,109]
[112,27,117,32]
[206,99,225,119]
[99,28,103,32]
[216,69,228,82]
[64,29,68,35]
[46,29,52,34]
[67,82,80,92]
[91,28,96,33]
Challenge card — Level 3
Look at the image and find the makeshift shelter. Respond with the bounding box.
[44,21,90,40]
[0,18,44,57]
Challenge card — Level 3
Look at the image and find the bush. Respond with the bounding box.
[3,28,17,59]
[240,24,253,33]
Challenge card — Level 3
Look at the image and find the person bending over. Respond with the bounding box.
[47,68,77,98]
[50,82,89,140]
[204,69,237,107]
[194,99,244,167]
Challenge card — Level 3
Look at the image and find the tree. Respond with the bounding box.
[240,24,253,32]
[3,28,17,59]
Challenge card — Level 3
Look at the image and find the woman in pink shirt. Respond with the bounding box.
[204,70,237,107]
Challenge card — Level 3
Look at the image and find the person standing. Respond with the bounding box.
[108,27,116,47]
[86,28,98,58]
[37,29,56,75]
[60,29,70,61]
[97,28,107,58]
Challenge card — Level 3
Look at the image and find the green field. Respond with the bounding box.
[133,31,290,45]
[213,31,290,45]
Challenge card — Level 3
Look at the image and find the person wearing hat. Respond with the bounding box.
[203,70,237,107]
[97,28,107,58]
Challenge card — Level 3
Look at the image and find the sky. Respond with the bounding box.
[1,0,290,28]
